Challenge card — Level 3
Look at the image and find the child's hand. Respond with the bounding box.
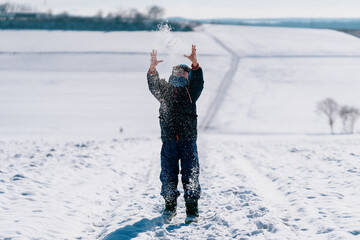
[150,49,163,71]
[184,45,198,67]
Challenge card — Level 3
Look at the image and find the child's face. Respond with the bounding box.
[172,67,189,79]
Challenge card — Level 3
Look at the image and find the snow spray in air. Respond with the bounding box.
[155,22,186,79]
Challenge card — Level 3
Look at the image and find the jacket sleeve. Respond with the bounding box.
[147,70,165,101]
[188,66,204,102]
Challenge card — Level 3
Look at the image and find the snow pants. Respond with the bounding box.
[160,140,201,202]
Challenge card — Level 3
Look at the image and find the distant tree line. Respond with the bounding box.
[317,98,360,134]
[0,2,33,12]
[0,4,198,31]
[204,19,360,30]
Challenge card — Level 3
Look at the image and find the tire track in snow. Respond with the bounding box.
[200,33,240,130]
[197,33,297,238]
[194,138,297,239]
[199,32,360,130]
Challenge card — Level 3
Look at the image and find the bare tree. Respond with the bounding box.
[95,10,103,19]
[316,98,339,134]
[0,3,8,13]
[58,11,69,18]
[0,3,33,13]
[339,105,350,133]
[105,11,115,19]
[123,8,139,19]
[339,105,360,134]
[349,107,360,133]
[147,5,165,20]
[14,3,33,12]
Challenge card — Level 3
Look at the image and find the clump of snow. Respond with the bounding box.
[155,22,187,78]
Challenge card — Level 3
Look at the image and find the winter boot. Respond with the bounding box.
[162,199,177,222]
[184,197,199,224]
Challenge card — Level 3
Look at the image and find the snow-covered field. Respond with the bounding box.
[1,25,360,239]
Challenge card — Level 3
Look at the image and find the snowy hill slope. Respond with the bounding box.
[200,25,360,134]
[1,136,359,239]
[201,25,360,56]
[1,25,360,239]
[0,29,229,140]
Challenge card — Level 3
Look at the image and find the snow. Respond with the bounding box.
[0,27,229,140]
[201,25,360,56]
[213,57,360,134]
[0,30,226,55]
[1,25,360,239]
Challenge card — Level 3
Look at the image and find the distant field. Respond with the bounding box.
[0,28,228,140]
[2,25,360,138]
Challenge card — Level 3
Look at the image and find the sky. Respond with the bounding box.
[1,0,360,19]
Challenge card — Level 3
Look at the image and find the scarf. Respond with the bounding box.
[168,75,189,88]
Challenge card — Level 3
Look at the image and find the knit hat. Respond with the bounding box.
[172,64,191,73]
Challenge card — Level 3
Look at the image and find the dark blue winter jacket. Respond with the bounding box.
[147,66,204,141]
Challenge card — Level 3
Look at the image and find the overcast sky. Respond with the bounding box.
[2,0,360,18]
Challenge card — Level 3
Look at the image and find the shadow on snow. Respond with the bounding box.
[103,216,186,240]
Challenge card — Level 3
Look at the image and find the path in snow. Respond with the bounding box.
[199,33,240,130]
[100,137,296,240]
[99,135,360,240]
